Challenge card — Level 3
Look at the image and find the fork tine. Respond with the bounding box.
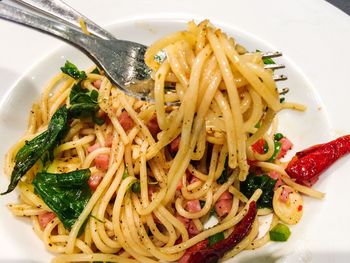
[279,87,289,95]
[273,74,288,81]
[264,64,285,70]
[262,51,282,58]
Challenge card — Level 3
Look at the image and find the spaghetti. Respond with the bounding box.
[4,20,325,262]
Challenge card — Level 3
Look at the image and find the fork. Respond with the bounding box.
[0,0,287,103]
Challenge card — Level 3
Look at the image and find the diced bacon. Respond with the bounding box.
[118,111,134,131]
[189,176,200,185]
[268,171,283,190]
[186,169,193,181]
[88,173,104,191]
[186,200,201,213]
[88,143,100,153]
[148,185,157,200]
[176,214,190,229]
[147,116,161,139]
[38,212,56,230]
[95,154,109,170]
[218,190,232,201]
[247,159,257,166]
[277,137,293,159]
[215,199,233,217]
[105,133,114,147]
[188,220,200,235]
[177,178,183,190]
[93,79,102,89]
[268,170,279,180]
[152,213,161,224]
[169,136,181,153]
[252,138,266,154]
[279,186,293,203]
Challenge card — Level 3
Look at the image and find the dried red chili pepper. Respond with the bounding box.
[179,201,257,263]
[285,135,350,186]
[251,139,266,154]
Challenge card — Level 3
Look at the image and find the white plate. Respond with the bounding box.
[0,0,349,262]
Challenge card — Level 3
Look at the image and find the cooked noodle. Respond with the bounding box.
[4,20,324,262]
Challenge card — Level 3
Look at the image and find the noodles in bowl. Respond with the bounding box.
[2,20,327,263]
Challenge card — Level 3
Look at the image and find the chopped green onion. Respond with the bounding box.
[268,141,281,162]
[208,232,225,246]
[269,223,291,241]
[122,170,129,179]
[132,181,141,193]
[280,97,285,103]
[200,200,205,208]
[262,57,276,65]
[263,141,269,154]
[274,133,284,141]
[256,50,276,65]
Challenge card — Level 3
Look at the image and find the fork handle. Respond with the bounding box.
[0,2,99,51]
[11,0,115,40]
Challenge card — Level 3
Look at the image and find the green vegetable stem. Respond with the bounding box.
[269,223,291,241]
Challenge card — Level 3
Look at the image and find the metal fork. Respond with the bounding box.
[0,0,287,103]
[0,0,153,101]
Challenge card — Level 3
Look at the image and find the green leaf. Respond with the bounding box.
[216,158,229,184]
[240,173,277,209]
[208,232,225,246]
[32,169,92,229]
[1,106,68,195]
[269,223,291,241]
[91,67,100,75]
[68,82,103,125]
[61,61,87,80]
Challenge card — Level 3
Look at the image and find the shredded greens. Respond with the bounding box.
[32,169,92,229]
[240,173,277,209]
[61,60,87,80]
[1,106,68,195]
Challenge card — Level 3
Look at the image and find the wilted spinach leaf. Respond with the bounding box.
[33,169,92,229]
[1,106,68,195]
[61,61,87,80]
[240,173,277,208]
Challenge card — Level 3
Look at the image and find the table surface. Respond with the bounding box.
[327,0,350,14]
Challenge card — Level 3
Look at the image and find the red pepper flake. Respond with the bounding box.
[298,205,303,212]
